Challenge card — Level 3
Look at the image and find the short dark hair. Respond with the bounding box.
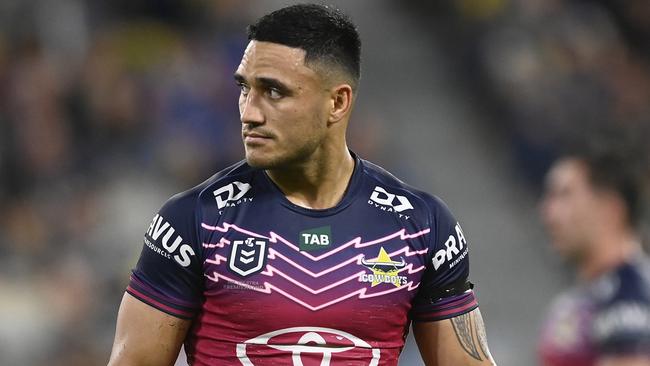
[563,128,649,228]
[247,3,361,87]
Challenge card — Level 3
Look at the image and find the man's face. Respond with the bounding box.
[540,158,601,260]
[234,41,331,169]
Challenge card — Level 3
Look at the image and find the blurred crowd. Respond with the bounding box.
[409,0,650,186]
[0,1,384,364]
[0,1,252,364]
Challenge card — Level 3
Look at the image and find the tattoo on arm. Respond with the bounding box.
[450,310,495,362]
[474,310,494,361]
[450,312,482,361]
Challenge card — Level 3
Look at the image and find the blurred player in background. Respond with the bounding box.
[539,133,650,366]
[107,4,496,366]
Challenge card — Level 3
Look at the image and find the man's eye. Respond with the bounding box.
[268,88,283,100]
[238,83,250,95]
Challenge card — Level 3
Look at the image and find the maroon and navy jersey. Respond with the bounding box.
[539,256,650,366]
[127,154,478,365]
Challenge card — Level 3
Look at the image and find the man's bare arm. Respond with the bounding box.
[107,292,192,366]
[413,308,496,366]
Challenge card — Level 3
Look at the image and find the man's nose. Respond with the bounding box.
[240,92,264,125]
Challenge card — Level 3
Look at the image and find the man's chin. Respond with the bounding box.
[245,153,277,169]
[245,146,313,169]
[245,157,267,169]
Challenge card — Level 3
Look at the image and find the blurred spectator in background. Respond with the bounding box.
[407,0,650,187]
[538,131,650,366]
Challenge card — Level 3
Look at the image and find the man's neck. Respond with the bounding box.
[265,147,355,210]
[578,230,641,281]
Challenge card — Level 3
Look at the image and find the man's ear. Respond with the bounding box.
[328,84,353,125]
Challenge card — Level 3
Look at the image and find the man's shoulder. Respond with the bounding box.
[589,255,650,352]
[587,256,650,303]
[620,255,650,297]
[163,160,258,212]
[199,159,258,192]
[549,256,650,310]
[360,158,451,214]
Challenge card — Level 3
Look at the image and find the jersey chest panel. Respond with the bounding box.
[197,197,431,348]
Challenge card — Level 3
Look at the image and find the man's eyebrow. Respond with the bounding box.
[233,74,293,95]
[257,77,291,93]
[233,73,246,84]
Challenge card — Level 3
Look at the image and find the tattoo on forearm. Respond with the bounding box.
[450,310,495,362]
[474,310,493,361]
[450,313,482,361]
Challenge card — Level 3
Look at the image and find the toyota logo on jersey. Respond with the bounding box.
[236,327,380,366]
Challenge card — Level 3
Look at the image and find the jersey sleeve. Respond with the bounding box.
[410,197,478,322]
[126,191,203,319]
[592,266,650,357]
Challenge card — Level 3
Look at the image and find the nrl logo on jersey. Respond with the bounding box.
[368,186,413,219]
[228,237,267,277]
[213,181,253,211]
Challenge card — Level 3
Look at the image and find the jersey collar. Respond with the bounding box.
[260,151,364,217]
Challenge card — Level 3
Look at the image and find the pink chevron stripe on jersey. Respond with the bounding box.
[266,249,426,278]
[200,222,430,261]
[200,224,431,311]
[202,237,230,248]
[205,270,421,312]
[204,248,426,278]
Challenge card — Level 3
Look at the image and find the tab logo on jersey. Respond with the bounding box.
[432,222,468,271]
[145,214,196,267]
[236,327,381,365]
[299,226,331,251]
[229,237,267,277]
[359,247,407,287]
[368,186,413,218]
[213,181,252,210]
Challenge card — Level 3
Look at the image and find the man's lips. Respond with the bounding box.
[243,131,273,143]
[243,132,271,138]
